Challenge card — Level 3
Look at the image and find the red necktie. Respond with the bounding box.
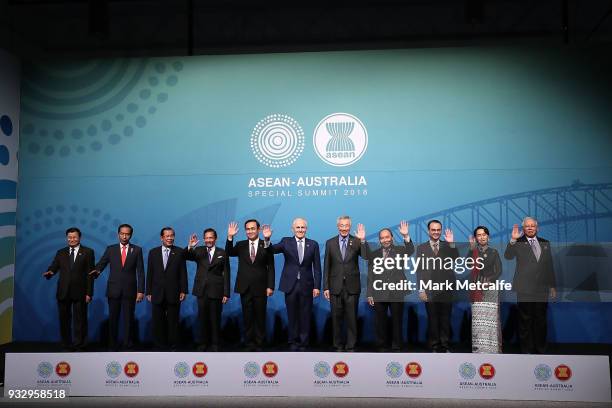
[121,246,127,267]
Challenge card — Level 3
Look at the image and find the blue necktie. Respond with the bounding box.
[163,247,169,269]
[341,238,347,260]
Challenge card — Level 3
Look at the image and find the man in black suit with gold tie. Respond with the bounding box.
[226,219,275,351]
[146,227,188,351]
[323,215,365,352]
[415,219,459,353]
[43,227,95,351]
[186,228,230,352]
[504,216,556,354]
[90,224,145,351]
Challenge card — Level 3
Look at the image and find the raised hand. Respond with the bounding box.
[188,233,199,248]
[262,224,273,240]
[511,224,522,240]
[88,269,100,278]
[227,222,239,239]
[43,271,53,280]
[468,235,476,249]
[399,220,410,239]
[355,223,366,241]
[445,228,454,243]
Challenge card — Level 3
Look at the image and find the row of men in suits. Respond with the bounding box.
[44,215,555,353]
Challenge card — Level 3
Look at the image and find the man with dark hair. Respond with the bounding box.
[90,223,145,351]
[226,219,275,351]
[505,216,556,354]
[43,227,95,351]
[415,219,459,352]
[186,228,230,351]
[146,227,188,351]
[362,221,414,352]
[263,218,321,351]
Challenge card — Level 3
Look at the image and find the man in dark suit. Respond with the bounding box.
[323,215,365,352]
[362,221,414,352]
[263,218,321,351]
[226,219,275,351]
[504,216,556,354]
[186,228,230,352]
[43,227,95,351]
[415,219,459,353]
[146,227,188,351]
[89,224,145,351]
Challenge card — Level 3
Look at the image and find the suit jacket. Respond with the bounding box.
[146,245,188,305]
[226,239,275,296]
[364,240,415,300]
[47,246,95,300]
[269,237,321,293]
[95,243,145,299]
[185,246,230,299]
[504,235,556,296]
[414,240,459,300]
[323,234,363,295]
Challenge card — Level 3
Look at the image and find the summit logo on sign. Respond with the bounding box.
[250,114,305,168]
[313,113,368,167]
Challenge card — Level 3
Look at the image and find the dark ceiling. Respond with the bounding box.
[1,0,612,58]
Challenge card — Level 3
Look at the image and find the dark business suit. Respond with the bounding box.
[415,240,459,352]
[269,237,321,349]
[324,234,363,351]
[504,235,556,354]
[146,245,188,350]
[94,243,145,350]
[46,245,95,349]
[364,239,414,351]
[226,238,275,349]
[185,246,230,350]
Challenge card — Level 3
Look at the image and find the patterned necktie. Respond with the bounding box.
[163,247,169,269]
[341,238,347,260]
[383,248,390,259]
[121,245,127,267]
[250,242,256,263]
[298,240,304,264]
[69,247,75,269]
[529,238,541,261]
[208,248,212,263]
[432,242,439,256]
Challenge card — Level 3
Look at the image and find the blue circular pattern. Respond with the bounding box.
[108,133,120,144]
[123,126,133,137]
[91,141,102,151]
[1,115,13,136]
[166,75,178,86]
[135,116,146,128]
[72,128,84,139]
[157,93,168,103]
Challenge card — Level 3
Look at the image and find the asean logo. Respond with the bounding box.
[262,361,279,378]
[124,361,139,378]
[192,362,208,378]
[174,362,190,378]
[37,362,53,378]
[314,361,331,379]
[106,361,122,379]
[405,362,422,379]
[333,361,349,378]
[534,364,552,381]
[386,362,403,379]
[313,113,368,167]
[251,114,305,168]
[458,362,476,380]
[479,363,495,380]
[55,361,71,377]
[244,361,260,378]
[554,364,572,381]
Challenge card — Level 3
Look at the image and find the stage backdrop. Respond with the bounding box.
[0,49,20,345]
[14,46,612,345]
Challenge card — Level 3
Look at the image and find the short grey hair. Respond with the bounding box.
[336,215,351,224]
[292,217,307,227]
[522,216,538,227]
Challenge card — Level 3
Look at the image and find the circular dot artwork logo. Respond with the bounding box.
[250,114,305,168]
[21,59,183,157]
